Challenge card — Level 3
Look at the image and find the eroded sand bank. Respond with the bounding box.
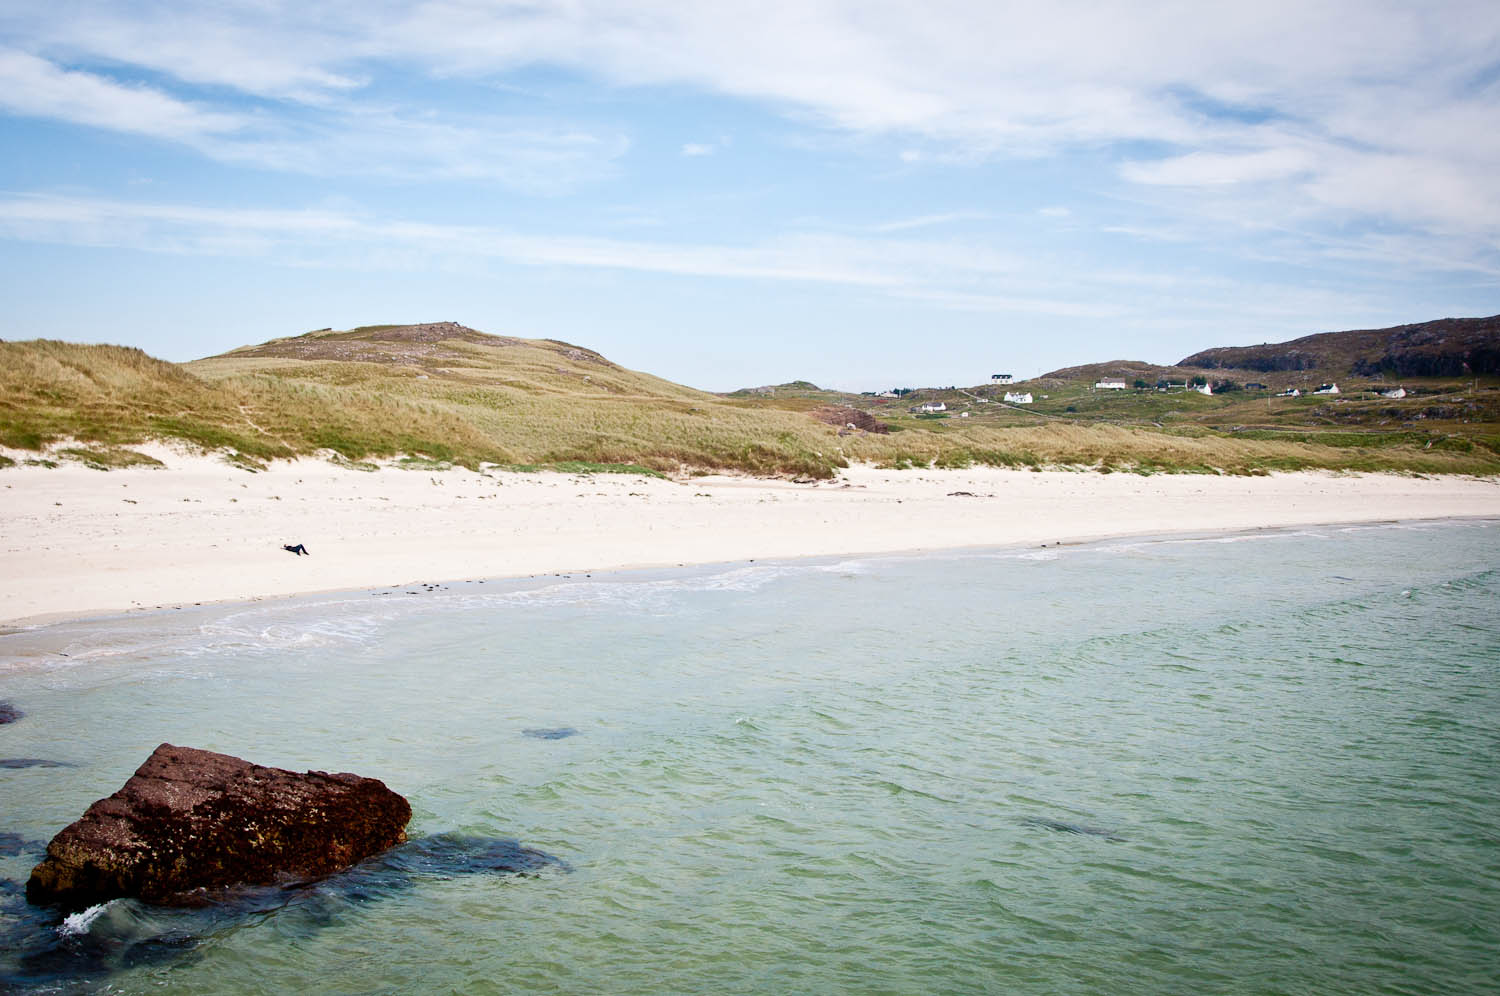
[2,447,1496,626]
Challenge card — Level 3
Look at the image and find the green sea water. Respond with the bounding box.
[1,520,1497,994]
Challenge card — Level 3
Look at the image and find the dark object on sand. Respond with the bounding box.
[282,543,309,556]
[522,727,579,740]
[0,758,73,769]
[0,701,22,725]
[25,744,410,910]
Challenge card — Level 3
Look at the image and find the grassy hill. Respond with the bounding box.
[1,323,844,476]
[4,319,1499,478]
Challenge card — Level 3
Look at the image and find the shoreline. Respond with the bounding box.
[2,450,1497,630]
[6,515,1496,634]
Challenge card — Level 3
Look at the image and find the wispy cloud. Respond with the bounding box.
[0,48,628,192]
[871,212,993,233]
[0,0,1495,343]
[4,2,1499,242]
[0,49,245,140]
[0,192,1405,337]
[0,193,1136,320]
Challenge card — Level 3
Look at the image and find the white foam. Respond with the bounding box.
[58,902,110,937]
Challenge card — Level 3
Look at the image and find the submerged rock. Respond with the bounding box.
[1023,816,1123,841]
[0,758,73,769]
[0,831,38,857]
[382,831,566,878]
[2,831,566,989]
[0,701,22,724]
[522,727,579,740]
[25,744,411,910]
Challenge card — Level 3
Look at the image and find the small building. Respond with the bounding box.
[1314,383,1340,395]
[1004,391,1034,404]
[912,402,947,413]
[959,411,970,418]
[1194,382,1213,395]
[1095,379,1128,390]
[1245,382,1267,390]
[1379,387,1407,399]
[1279,387,1301,397]
[1156,380,1186,391]
[876,391,898,399]
[991,373,1014,384]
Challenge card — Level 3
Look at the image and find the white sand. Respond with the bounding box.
[2,446,1497,626]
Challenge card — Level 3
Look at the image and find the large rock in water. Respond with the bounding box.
[26,744,411,910]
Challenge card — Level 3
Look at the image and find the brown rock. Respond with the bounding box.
[26,744,411,910]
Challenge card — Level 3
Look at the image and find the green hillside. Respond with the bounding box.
[3,320,1499,478]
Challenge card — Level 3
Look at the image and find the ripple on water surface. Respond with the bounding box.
[1,521,1497,994]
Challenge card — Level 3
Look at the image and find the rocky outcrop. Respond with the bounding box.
[1178,315,1500,379]
[26,744,410,910]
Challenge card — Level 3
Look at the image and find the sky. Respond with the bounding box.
[1,1,1498,392]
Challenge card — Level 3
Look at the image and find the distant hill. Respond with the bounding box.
[4,318,1498,478]
[1177,315,1500,379]
[725,380,825,396]
[1032,359,1181,384]
[2,322,845,477]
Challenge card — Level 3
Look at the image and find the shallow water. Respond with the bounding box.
[2,521,1498,994]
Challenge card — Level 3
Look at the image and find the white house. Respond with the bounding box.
[991,373,1014,384]
[1279,387,1301,397]
[1379,387,1407,399]
[1194,382,1213,396]
[914,401,947,413]
[1095,379,1128,390]
[1314,383,1340,395]
[1004,391,1034,404]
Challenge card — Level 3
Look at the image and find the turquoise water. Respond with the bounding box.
[2,520,1498,994]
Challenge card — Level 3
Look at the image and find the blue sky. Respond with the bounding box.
[2,1,1497,391]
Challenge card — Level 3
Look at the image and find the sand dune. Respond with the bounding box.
[2,446,1496,626]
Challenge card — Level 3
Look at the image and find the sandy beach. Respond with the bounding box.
[1,446,1496,627]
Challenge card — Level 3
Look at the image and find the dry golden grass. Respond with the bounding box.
[4,328,1497,478]
[839,422,1499,476]
[2,333,846,476]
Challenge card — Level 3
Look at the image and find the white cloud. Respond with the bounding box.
[680,142,714,157]
[209,110,630,192]
[1120,147,1314,187]
[0,47,628,192]
[0,192,1415,337]
[0,193,1153,320]
[0,49,245,140]
[1,1,1497,253]
[872,212,992,233]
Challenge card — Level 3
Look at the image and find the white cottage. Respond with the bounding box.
[1004,391,1034,404]
[1095,379,1128,390]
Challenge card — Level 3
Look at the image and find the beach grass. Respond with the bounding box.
[4,334,1498,478]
